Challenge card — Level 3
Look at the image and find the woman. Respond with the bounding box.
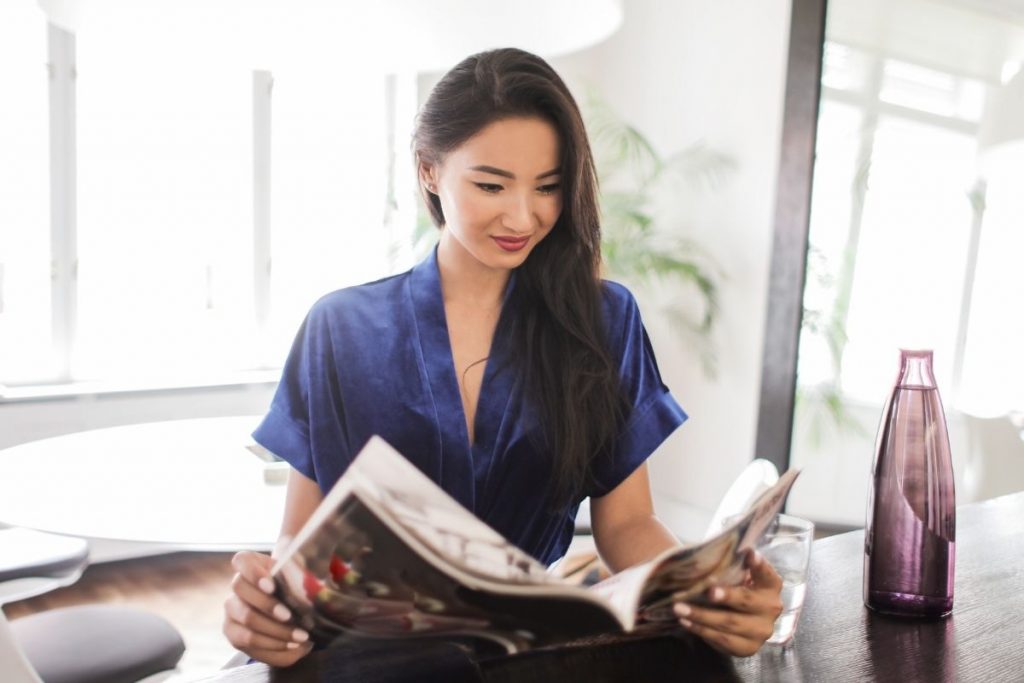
[223,47,782,667]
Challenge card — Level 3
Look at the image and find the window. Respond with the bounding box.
[266,67,393,363]
[0,6,419,393]
[0,5,52,385]
[840,114,975,399]
[74,46,254,382]
[799,41,1016,415]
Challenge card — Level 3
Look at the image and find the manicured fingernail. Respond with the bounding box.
[292,629,309,643]
[286,641,300,650]
[273,604,291,621]
[709,587,724,602]
[750,550,763,566]
[679,618,693,629]
[259,577,275,594]
[674,603,691,617]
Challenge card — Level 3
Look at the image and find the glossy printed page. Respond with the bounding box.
[347,436,557,584]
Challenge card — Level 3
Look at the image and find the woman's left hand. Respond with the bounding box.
[673,549,784,657]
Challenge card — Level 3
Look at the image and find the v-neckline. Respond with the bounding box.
[408,249,517,509]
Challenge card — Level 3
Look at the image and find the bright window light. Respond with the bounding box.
[798,100,863,387]
[74,48,254,383]
[880,58,985,122]
[0,4,52,385]
[840,115,975,400]
[267,67,393,363]
[821,42,871,93]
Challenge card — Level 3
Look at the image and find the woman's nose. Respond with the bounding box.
[503,194,536,233]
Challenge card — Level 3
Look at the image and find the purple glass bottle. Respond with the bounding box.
[864,349,956,618]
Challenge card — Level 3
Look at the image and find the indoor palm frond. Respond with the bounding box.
[585,91,731,377]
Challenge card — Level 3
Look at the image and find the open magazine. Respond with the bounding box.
[270,436,800,654]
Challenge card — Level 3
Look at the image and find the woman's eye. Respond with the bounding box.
[538,184,561,195]
[474,183,503,193]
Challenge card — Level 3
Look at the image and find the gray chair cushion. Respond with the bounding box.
[0,529,89,583]
[11,604,185,683]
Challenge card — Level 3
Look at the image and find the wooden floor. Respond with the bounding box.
[4,552,240,681]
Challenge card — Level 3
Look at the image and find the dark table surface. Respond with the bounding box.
[733,491,1024,682]
[198,491,1024,683]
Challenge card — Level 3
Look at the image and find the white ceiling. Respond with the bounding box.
[933,0,1024,26]
[829,0,1024,83]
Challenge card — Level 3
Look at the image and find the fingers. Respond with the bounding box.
[674,601,773,644]
[232,551,277,594]
[674,608,766,658]
[697,583,783,619]
[230,551,296,625]
[227,635,314,669]
[224,551,313,665]
[671,551,786,657]
[253,644,314,668]
[695,552,784,617]
[223,592,310,654]
[230,569,292,625]
[224,592,307,645]
[747,549,784,592]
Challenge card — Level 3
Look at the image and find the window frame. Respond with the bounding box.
[1,19,417,402]
[802,41,987,409]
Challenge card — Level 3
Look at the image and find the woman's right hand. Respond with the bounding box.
[223,550,314,667]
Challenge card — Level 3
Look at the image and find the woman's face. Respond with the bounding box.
[423,116,563,273]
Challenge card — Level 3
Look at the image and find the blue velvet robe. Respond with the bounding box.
[253,249,687,565]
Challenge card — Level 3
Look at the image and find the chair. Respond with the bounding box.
[961,414,1024,502]
[550,459,781,583]
[0,527,186,683]
[703,458,779,539]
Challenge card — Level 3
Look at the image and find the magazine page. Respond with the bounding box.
[270,437,630,652]
[587,469,800,627]
[271,489,632,652]
[580,560,657,631]
[345,437,559,585]
[272,493,518,651]
[271,437,555,587]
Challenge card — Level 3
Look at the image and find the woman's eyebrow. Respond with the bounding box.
[469,165,561,180]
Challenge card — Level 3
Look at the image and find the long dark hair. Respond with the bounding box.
[412,48,626,507]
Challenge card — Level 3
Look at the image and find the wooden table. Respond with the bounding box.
[198,492,1024,682]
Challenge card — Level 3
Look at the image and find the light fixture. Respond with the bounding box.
[36,0,623,73]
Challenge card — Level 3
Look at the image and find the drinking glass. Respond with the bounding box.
[758,514,814,645]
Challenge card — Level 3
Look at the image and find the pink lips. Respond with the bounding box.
[492,236,530,252]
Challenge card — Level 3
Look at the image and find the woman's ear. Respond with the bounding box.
[419,163,438,194]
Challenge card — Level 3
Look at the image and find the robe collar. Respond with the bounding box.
[408,247,518,512]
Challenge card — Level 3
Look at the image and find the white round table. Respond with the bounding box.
[0,416,286,560]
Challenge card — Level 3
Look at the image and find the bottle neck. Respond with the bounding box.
[898,349,937,389]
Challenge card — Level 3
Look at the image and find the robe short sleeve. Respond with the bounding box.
[587,282,688,498]
[252,294,352,488]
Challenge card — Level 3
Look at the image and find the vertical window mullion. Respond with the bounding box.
[47,22,76,383]
[831,55,883,387]
[950,179,987,404]
[383,71,421,270]
[253,69,273,367]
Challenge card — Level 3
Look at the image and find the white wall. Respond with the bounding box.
[0,0,795,542]
[0,384,275,451]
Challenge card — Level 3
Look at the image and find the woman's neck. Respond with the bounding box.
[436,231,510,309]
